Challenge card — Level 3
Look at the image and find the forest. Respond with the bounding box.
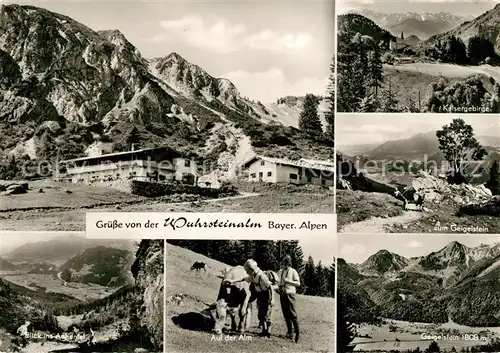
[167,240,335,298]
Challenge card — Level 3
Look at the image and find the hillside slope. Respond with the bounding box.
[59,246,135,287]
[425,3,500,54]
[165,243,335,353]
[340,241,500,326]
[338,13,397,49]
[0,4,332,177]
[5,235,134,262]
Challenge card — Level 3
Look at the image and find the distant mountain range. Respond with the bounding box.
[425,3,500,55]
[4,235,135,262]
[0,240,163,349]
[352,10,473,40]
[338,131,500,161]
[2,236,136,287]
[338,241,500,326]
[0,4,332,171]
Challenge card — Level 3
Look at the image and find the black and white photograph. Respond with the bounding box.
[336,114,500,233]
[0,232,164,352]
[165,239,335,352]
[336,233,500,353]
[337,0,500,113]
[0,0,335,232]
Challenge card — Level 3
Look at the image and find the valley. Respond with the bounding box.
[0,180,332,231]
[337,3,500,113]
[0,4,334,229]
[0,235,164,352]
[336,116,500,233]
[337,236,500,352]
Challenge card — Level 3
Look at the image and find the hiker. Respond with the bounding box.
[277,255,301,343]
[16,321,30,348]
[88,327,95,346]
[226,259,274,337]
[243,260,274,338]
[415,188,425,211]
[72,326,80,341]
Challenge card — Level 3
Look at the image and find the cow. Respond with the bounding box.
[394,187,425,211]
[203,266,252,335]
[191,261,209,272]
[415,192,425,211]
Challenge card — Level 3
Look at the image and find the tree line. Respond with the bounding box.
[425,35,499,66]
[167,240,335,298]
[337,19,500,113]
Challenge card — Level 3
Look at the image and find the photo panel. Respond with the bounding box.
[336,233,500,353]
[0,231,165,353]
[165,235,336,353]
[336,113,500,234]
[0,0,335,232]
[336,0,500,113]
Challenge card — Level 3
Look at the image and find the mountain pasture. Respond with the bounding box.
[1,181,332,231]
[352,319,499,352]
[166,243,335,353]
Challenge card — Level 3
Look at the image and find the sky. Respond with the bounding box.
[6,0,334,102]
[0,233,335,266]
[0,232,84,254]
[336,114,500,146]
[299,236,336,266]
[338,234,499,264]
[337,0,498,16]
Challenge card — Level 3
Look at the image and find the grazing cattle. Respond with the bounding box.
[394,187,425,211]
[191,261,209,272]
[415,192,425,211]
[203,266,252,335]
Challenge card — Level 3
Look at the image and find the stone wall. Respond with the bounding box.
[130,180,237,198]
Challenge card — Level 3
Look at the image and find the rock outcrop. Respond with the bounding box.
[412,171,493,205]
[130,240,164,350]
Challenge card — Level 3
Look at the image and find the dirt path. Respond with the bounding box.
[20,341,79,353]
[391,63,500,81]
[340,211,423,233]
[171,192,259,205]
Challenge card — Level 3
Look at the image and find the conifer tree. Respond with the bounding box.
[303,256,316,295]
[328,258,336,298]
[485,160,500,195]
[367,44,383,95]
[299,94,323,138]
[378,81,399,112]
[337,290,356,353]
[314,261,329,296]
[324,57,335,143]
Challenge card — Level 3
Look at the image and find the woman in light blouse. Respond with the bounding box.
[277,255,301,343]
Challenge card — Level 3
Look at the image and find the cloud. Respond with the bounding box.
[406,240,423,248]
[340,243,367,256]
[222,67,328,102]
[157,15,247,54]
[152,15,313,54]
[244,30,313,52]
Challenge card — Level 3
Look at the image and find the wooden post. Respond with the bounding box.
[418,90,421,112]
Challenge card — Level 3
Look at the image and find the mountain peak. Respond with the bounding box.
[166,52,184,61]
[441,240,466,254]
[359,249,409,275]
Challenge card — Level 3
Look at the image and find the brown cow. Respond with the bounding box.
[203,266,252,335]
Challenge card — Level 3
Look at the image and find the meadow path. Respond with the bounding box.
[339,210,423,233]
